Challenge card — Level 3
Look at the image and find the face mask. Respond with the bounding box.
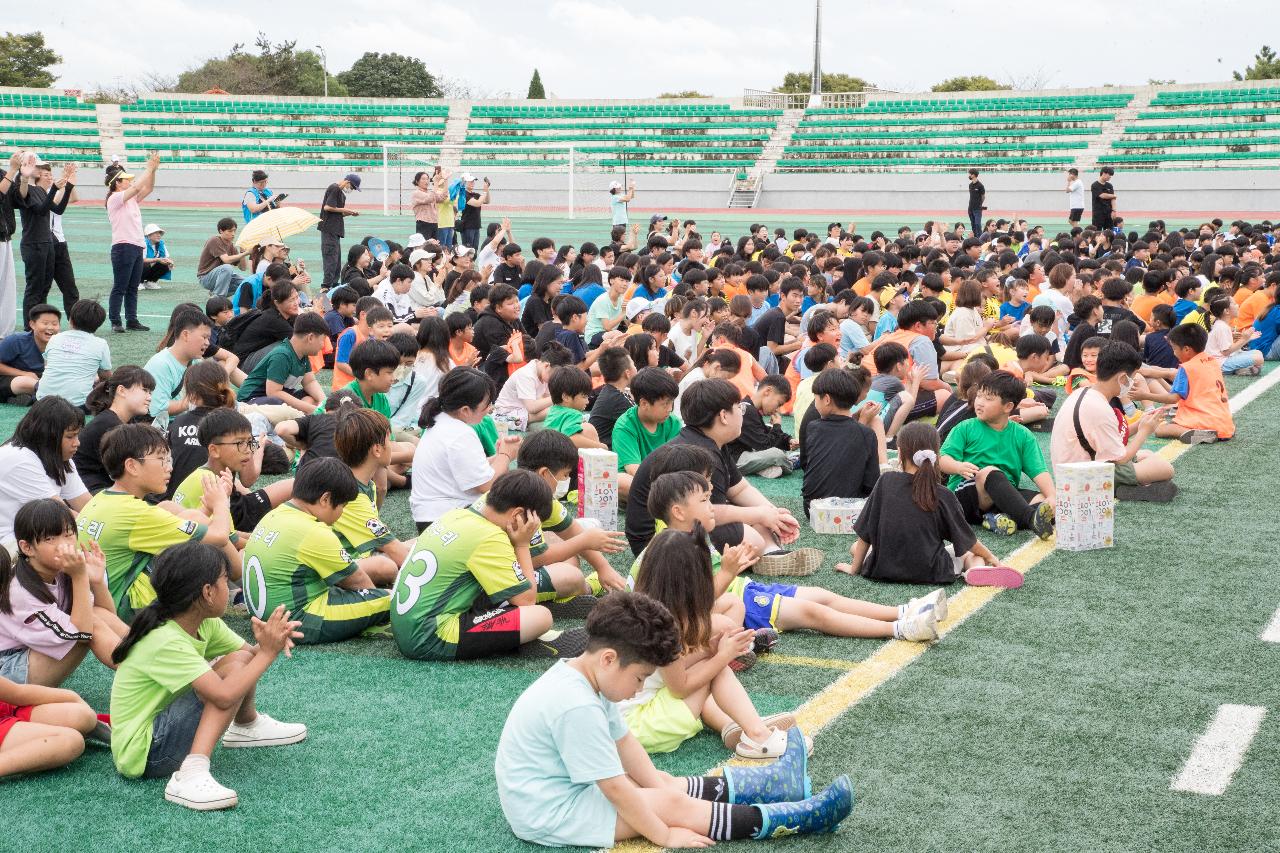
[554,477,571,499]
[393,365,413,383]
[1118,376,1135,397]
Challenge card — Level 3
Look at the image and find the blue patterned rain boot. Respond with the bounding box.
[753,775,854,839]
[723,726,811,805]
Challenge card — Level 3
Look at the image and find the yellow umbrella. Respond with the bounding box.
[235,206,320,251]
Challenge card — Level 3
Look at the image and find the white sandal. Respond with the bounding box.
[735,726,790,759]
[721,712,796,751]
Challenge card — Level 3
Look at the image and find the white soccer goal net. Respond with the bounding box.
[380,143,627,219]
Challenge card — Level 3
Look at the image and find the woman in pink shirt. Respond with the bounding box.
[411,167,443,241]
[104,153,160,334]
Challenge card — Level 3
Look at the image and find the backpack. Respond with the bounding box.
[218,308,261,355]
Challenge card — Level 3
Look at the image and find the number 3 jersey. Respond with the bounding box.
[390,506,531,660]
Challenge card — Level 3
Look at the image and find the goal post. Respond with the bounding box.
[380,142,623,219]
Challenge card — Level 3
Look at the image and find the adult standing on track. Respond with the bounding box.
[1091,166,1117,230]
[0,154,23,337]
[15,158,75,326]
[242,169,284,223]
[50,164,79,318]
[458,174,490,250]
[1066,167,1085,226]
[105,152,160,334]
[609,179,636,227]
[966,169,985,236]
[318,173,360,290]
[411,167,445,240]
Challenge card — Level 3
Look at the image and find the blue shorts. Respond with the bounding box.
[0,648,29,684]
[742,581,797,631]
[144,690,205,779]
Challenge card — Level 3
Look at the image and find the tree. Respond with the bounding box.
[775,72,871,94]
[1234,45,1280,81]
[0,31,61,88]
[337,52,441,98]
[658,90,711,99]
[931,75,1003,92]
[175,34,345,96]
[527,69,546,99]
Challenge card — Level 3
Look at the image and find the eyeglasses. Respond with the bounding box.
[213,438,261,452]
[143,454,174,469]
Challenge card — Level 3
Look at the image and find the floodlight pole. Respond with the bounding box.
[316,45,328,98]
[811,0,822,98]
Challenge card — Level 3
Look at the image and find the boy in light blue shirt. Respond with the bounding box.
[495,593,851,848]
[36,299,112,407]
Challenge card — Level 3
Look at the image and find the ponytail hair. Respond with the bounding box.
[86,365,157,415]
[2,499,79,614]
[419,367,494,431]
[182,359,236,409]
[112,542,230,666]
[896,421,942,513]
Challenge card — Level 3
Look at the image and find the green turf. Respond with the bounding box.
[2,206,1277,851]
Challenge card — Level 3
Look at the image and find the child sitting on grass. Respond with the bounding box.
[109,542,306,810]
[332,338,399,418]
[1144,323,1236,444]
[1067,336,1108,393]
[75,366,157,494]
[332,408,412,567]
[333,302,394,391]
[586,347,636,449]
[1171,276,1203,324]
[842,422,1016,587]
[447,311,478,367]
[1144,304,1181,369]
[495,592,853,848]
[235,312,329,414]
[1204,296,1263,376]
[727,375,794,478]
[612,367,681,498]
[791,343,840,434]
[492,340,574,431]
[0,667,102,779]
[940,371,1056,539]
[799,368,884,518]
[34,299,112,409]
[867,342,929,440]
[544,366,606,449]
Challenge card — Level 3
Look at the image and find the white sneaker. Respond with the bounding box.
[221,713,308,748]
[165,769,238,811]
[907,589,948,623]
[894,610,939,643]
[758,465,785,479]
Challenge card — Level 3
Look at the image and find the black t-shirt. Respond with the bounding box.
[656,345,684,370]
[72,409,122,494]
[167,406,217,499]
[233,308,294,362]
[293,413,338,472]
[797,414,879,517]
[625,426,742,554]
[588,384,634,449]
[968,180,985,211]
[854,471,975,584]
[472,309,515,358]
[521,296,553,337]
[1097,304,1146,336]
[340,266,374,298]
[493,263,522,286]
[752,307,788,347]
[936,396,975,444]
[728,398,791,458]
[459,191,482,230]
[318,183,346,237]
[736,323,763,358]
[1091,181,1114,221]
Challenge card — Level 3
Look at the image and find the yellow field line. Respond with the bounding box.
[755,653,861,672]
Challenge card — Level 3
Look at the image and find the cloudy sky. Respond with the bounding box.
[25,0,1264,97]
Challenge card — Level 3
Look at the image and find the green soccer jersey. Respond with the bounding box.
[940,417,1047,492]
[389,506,531,660]
[77,491,207,621]
[332,478,395,557]
[473,415,499,456]
[316,380,392,418]
[611,408,682,471]
[470,495,572,560]
[543,404,585,437]
[628,526,745,596]
[242,502,359,622]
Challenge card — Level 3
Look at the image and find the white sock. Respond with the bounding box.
[891,620,903,640]
[898,603,908,619]
[179,754,210,774]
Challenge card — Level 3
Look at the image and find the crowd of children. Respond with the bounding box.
[0,178,1275,847]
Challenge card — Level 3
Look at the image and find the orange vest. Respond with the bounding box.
[331,326,369,390]
[860,329,926,374]
[1174,353,1234,439]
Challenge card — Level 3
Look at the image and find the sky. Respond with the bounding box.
[25,0,1266,98]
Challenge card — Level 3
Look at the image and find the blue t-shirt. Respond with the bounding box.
[609,194,628,226]
[1249,305,1280,356]
[143,348,195,430]
[1000,301,1030,323]
[572,283,605,308]
[555,328,587,364]
[495,661,629,848]
[633,284,667,302]
[324,309,354,339]
[334,327,359,366]
[874,312,898,340]
[517,283,533,301]
[1173,299,1199,323]
[1171,367,1189,399]
[1143,329,1180,369]
[0,331,45,375]
[35,330,113,406]
[144,239,172,280]
[839,318,869,356]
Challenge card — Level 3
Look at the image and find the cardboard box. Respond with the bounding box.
[808,497,866,535]
[576,448,619,531]
[1054,462,1115,552]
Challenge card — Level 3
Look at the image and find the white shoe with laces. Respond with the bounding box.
[894,610,939,643]
[907,589,948,623]
[221,713,308,748]
[165,769,238,811]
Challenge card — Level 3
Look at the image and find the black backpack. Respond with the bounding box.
[218,308,261,355]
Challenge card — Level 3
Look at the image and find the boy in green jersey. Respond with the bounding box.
[241,458,396,644]
[77,423,239,621]
[390,469,553,661]
[325,338,397,418]
[332,407,411,570]
[543,366,606,449]
[611,367,681,499]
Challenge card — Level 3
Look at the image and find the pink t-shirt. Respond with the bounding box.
[1206,320,1234,360]
[107,192,144,247]
[0,573,91,660]
[1050,387,1127,465]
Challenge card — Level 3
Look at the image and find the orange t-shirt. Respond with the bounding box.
[449,339,477,368]
[725,344,766,398]
[720,282,747,302]
[1233,287,1255,307]
[853,276,873,297]
[1130,294,1162,325]
[1237,290,1273,331]
[330,326,369,390]
[860,329,925,374]
[1173,353,1234,439]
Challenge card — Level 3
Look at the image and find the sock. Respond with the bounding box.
[686,775,730,802]
[179,754,210,774]
[706,802,764,841]
[982,469,1036,529]
[897,603,908,620]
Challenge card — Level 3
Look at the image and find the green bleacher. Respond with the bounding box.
[1111,88,1280,169]
[0,93,101,164]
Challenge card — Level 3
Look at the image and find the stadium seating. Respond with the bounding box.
[1103,87,1280,169]
[0,93,101,164]
[781,93,1129,171]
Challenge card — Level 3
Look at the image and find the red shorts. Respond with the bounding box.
[455,602,523,661]
[0,701,34,746]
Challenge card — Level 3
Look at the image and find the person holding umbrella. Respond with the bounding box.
[318,173,360,290]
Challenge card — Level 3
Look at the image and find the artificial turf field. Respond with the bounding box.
[4,205,1279,852]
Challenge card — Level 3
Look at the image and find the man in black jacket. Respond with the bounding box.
[0,153,22,337]
[727,375,794,478]
[16,159,76,325]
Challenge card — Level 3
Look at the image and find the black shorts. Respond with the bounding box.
[416,222,439,240]
[709,521,745,552]
[954,479,1040,525]
[0,375,20,402]
[230,488,273,533]
[455,601,524,661]
[1068,208,1084,223]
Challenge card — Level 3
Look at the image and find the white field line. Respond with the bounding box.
[1260,605,1280,643]
[1170,704,1267,796]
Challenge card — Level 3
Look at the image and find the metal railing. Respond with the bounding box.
[743,88,899,110]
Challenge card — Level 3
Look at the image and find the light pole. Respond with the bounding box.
[315,45,328,97]
[811,0,822,98]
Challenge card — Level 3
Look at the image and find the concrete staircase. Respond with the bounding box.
[1082,89,1154,168]
[438,102,471,170]
[727,175,759,208]
[725,108,804,208]
[95,103,125,165]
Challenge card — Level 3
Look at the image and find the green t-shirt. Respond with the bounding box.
[110,617,244,778]
[940,417,1047,491]
[544,404,585,437]
[332,478,395,557]
[389,506,530,660]
[242,502,359,623]
[237,340,309,402]
[473,415,499,456]
[315,380,391,418]
[77,491,207,621]
[611,407,682,471]
[585,292,624,340]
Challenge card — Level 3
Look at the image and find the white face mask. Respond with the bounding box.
[1118,375,1135,396]
[554,477,571,499]
[392,364,413,383]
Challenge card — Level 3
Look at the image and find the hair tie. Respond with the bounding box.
[912,449,938,467]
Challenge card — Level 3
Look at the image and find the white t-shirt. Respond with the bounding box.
[374,281,416,323]
[493,360,546,429]
[944,307,985,354]
[1206,319,1235,359]
[0,445,87,545]
[409,412,493,523]
[666,323,700,363]
[1068,179,1085,209]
